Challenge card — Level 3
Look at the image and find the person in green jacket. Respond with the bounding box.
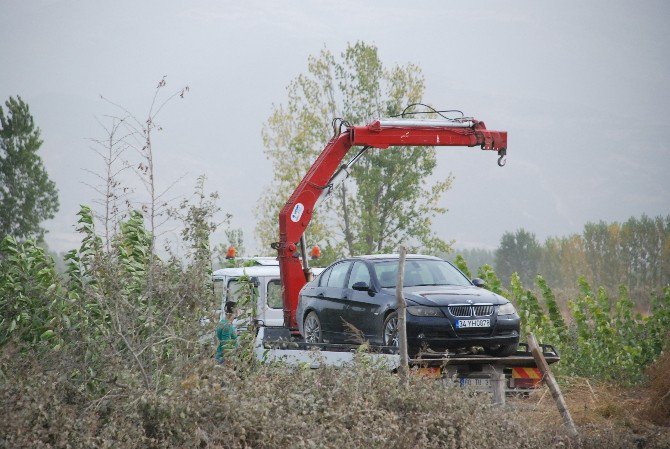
[215,302,238,363]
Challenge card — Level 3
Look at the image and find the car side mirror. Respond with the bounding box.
[352,281,371,292]
[471,278,486,288]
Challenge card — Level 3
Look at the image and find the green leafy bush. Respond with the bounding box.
[0,235,69,349]
[455,255,670,383]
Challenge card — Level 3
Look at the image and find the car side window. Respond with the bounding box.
[327,262,351,288]
[347,262,371,289]
[318,267,332,287]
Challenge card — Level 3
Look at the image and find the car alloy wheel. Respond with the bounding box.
[303,311,322,343]
[383,312,399,348]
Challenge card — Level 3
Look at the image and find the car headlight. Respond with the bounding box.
[407,306,444,317]
[498,302,517,316]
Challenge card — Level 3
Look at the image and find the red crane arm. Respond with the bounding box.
[277,118,507,331]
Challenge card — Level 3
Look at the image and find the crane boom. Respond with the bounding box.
[277,117,507,331]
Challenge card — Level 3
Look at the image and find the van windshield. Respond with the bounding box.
[226,279,258,315]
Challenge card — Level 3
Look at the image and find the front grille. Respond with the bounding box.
[448,305,471,317]
[448,304,494,317]
[473,305,494,316]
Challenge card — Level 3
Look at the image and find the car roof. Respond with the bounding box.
[350,254,443,261]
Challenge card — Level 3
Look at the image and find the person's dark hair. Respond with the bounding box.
[224,301,235,314]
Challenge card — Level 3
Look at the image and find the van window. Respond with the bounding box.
[213,278,224,301]
[267,279,283,309]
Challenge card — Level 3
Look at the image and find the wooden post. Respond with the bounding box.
[490,367,506,406]
[481,364,506,406]
[528,333,579,438]
[396,246,409,386]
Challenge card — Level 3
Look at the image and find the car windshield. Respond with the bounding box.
[372,259,471,288]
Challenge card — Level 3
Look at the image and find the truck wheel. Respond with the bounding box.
[488,342,517,357]
[383,312,399,348]
[303,311,322,343]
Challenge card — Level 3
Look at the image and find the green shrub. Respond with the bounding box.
[0,235,69,349]
[456,257,668,383]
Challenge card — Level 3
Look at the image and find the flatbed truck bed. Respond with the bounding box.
[251,326,558,404]
[411,342,560,368]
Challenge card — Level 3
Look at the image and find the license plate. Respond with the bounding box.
[456,318,490,328]
[459,377,491,388]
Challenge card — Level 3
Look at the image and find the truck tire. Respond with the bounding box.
[303,311,322,343]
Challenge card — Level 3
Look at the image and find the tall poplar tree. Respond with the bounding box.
[495,228,542,285]
[256,42,452,260]
[0,96,59,240]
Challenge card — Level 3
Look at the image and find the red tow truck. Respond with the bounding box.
[252,110,557,397]
[275,114,507,332]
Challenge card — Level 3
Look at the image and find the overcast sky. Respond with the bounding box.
[1,0,669,255]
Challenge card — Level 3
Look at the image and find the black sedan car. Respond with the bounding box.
[297,254,520,356]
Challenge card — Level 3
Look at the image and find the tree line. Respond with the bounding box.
[489,215,670,304]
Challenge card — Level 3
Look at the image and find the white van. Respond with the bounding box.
[212,257,323,327]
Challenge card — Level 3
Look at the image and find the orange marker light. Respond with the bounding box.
[226,246,237,259]
[310,245,321,259]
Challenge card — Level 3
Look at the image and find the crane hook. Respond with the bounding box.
[497,149,507,167]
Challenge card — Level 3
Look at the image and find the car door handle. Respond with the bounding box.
[316,292,325,298]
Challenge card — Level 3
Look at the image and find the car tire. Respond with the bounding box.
[303,311,322,343]
[488,342,518,357]
[383,312,399,348]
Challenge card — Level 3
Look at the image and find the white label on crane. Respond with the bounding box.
[290,203,305,223]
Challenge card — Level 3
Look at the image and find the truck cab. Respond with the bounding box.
[212,257,323,327]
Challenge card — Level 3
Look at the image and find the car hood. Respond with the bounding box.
[383,285,508,306]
